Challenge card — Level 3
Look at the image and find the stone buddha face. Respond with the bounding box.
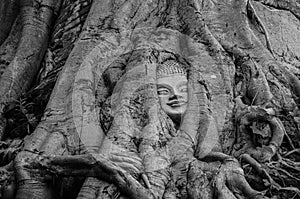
[156,60,188,125]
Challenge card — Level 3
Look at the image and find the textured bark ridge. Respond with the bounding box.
[0,0,300,199]
[0,0,61,139]
[0,0,19,46]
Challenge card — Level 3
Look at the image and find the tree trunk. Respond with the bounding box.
[0,0,300,199]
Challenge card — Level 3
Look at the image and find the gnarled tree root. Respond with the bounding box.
[234,96,285,162]
[15,152,153,199]
[0,0,19,46]
[14,151,270,199]
[254,0,300,20]
[0,0,61,140]
[199,153,268,199]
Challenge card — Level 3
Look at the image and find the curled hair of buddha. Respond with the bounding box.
[156,60,187,78]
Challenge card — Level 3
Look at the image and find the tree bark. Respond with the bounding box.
[0,0,61,139]
[0,0,299,198]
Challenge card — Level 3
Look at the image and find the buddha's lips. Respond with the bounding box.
[167,100,187,107]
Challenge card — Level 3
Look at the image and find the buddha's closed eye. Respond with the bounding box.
[157,87,170,95]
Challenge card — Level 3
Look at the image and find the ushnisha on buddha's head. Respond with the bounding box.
[156,60,188,125]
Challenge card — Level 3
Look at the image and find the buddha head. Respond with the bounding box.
[156,60,188,125]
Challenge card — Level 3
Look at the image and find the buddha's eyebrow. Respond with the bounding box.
[157,84,170,89]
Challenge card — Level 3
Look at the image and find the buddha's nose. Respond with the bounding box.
[169,93,182,100]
